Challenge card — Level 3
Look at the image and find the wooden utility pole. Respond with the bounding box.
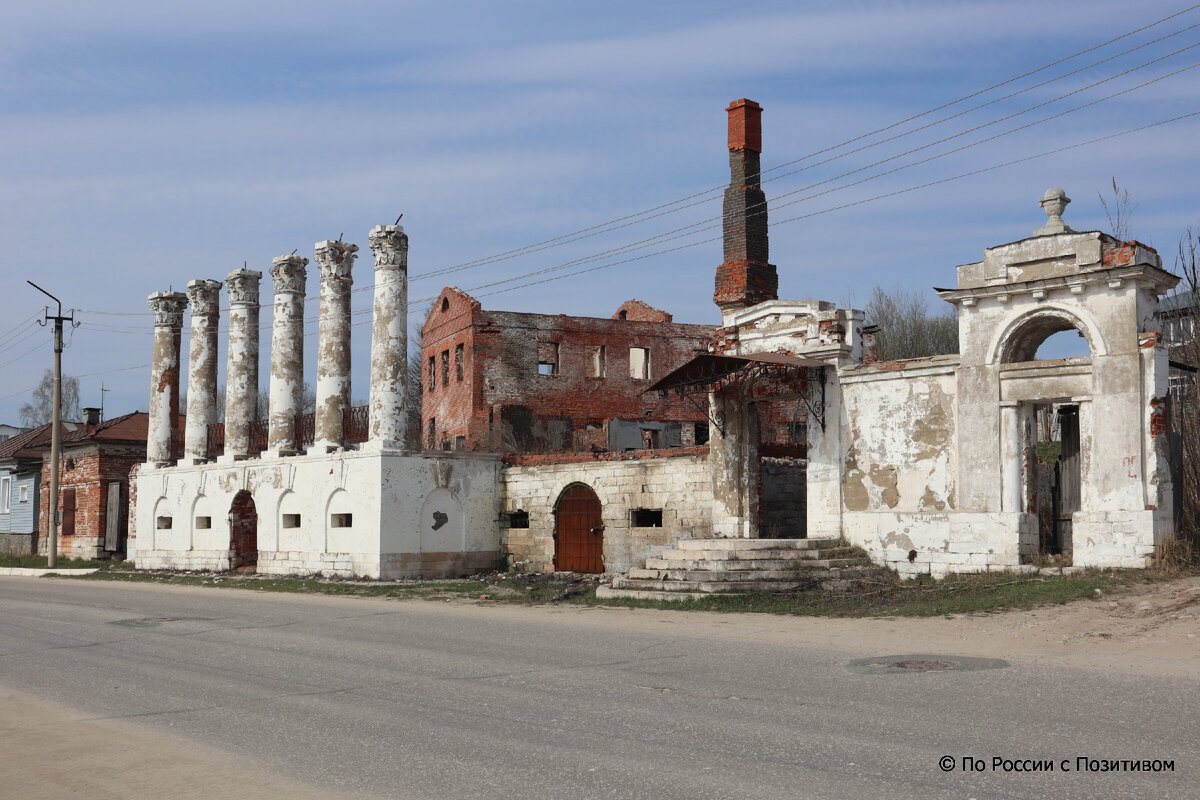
[28,281,75,569]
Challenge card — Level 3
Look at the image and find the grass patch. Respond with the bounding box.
[61,561,1198,618]
[0,552,131,571]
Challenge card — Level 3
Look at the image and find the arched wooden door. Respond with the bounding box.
[554,484,604,573]
[229,490,258,570]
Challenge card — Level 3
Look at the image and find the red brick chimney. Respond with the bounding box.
[714,99,777,312]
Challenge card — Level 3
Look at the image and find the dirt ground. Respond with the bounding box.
[1,574,1196,799]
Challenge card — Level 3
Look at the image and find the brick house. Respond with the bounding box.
[36,409,150,559]
[421,291,715,453]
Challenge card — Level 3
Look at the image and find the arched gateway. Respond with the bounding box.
[229,490,258,570]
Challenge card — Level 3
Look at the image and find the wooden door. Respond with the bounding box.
[554,485,604,573]
[104,482,122,552]
[61,488,76,538]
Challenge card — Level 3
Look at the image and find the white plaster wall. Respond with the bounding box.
[135,450,502,578]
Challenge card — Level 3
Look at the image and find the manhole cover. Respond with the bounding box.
[847,654,1008,675]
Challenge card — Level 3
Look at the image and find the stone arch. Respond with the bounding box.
[989,305,1107,364]
[229,489,257,570]
[277,489,305,549]
[189,493,216,550]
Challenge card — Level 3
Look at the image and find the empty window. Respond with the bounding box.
[455,343,464,381]
[593,345,606,378]
[440,438,451,451]
[19,485,28,503]
[441,297,450,312]
[695,422,710,446]
[629,347,650,379]
[156,516,173,530]
[282,513,302,529]
[618,310,628,320]
[331,513,353,528]
[195,516,212,529]
[538,342,559,376]
[428,417,436,448]
[428,356,436,392]
[454,435,466,451]
[630,508,663,527]
[641,429,660,449]
[440,350,450,387]
[0,477,8,513]
[507,510,530,528]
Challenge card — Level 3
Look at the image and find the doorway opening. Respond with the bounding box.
[1032,403,1079,560]
[554,484,604,573]
[229,490,258,570]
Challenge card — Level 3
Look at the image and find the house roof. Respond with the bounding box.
[1160,288,1198,314]
[57,411,149,445]
[0,420,81,461]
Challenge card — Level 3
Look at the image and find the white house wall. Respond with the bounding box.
[134,450,502,578]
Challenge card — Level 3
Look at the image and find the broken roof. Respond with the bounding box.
[646,352,827,396]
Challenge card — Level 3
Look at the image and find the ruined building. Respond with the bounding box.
[420,289,714,453]
[133,97,1180,583]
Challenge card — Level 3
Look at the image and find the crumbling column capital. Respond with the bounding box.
[225,268,263,306]
[269,254,309,295]
[315,240,359,283]
[185,280,222,317]
[369,225,408,272]
[148,291,189,327]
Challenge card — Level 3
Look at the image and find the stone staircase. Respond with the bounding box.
[596,538,877,601]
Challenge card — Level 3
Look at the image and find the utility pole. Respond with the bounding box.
[28,281,75,569]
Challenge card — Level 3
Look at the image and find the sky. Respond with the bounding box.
[2,0,1198,422]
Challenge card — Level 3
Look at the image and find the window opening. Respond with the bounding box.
[695,421,710,446]
[507,510,530,528]
[282,513,302,529]
[428,356,436,392]
[455,343,464,381]
[331,513,353,528]
[630,508,663,527]
[593,345,606,378]
[195,516,212,529]
[629,347,650,379]
[538,342,560,376]
[156,516,173,530]
[440,350,450,387]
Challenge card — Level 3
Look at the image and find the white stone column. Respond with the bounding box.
[367,224,409,449]
[267,255,308,456]
[313,239,357,451]
[147,291,189,465]
[183,280,221,463]
[999,402,1022,513]
[224,268,262,459]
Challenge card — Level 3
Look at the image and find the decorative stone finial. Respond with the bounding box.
[1035,187,1075,236]
[148,291,188,327]
[369,225,408,272]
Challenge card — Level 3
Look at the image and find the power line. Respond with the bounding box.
[72,7,1200,323]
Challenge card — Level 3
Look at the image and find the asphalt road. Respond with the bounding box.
[0,577,1195,800]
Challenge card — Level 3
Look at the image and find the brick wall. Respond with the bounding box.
[422,289,714,454]
[39,441,145,558]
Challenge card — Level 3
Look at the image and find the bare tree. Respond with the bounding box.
[1169,225,1199,542]
[406,302,434,451]
[864,285,958,361]
[1099,176,1137,241]
[18,369,80,427]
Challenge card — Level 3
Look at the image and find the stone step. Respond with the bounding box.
[610,577,814,593]
[643,554,868,573]
[628,567,819,582]
[654,547,848,562]
[596,585,710,602]
[673,537,837,552]
[641,557,870,573]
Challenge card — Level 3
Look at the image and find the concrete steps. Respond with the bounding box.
[598,537,878,601]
